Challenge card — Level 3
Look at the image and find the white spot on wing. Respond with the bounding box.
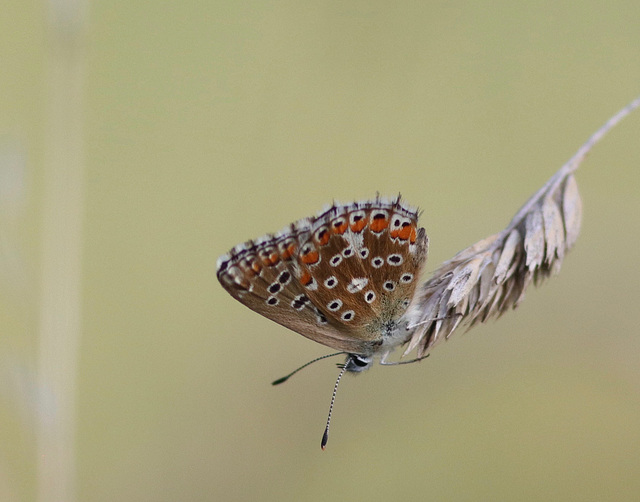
[341,310,355,321]
[324,276,338,289]
[371,257,384,268]
[343,230,364,252]
[327,299,343,311]
[400,273,414,283]
[347,277,369,293]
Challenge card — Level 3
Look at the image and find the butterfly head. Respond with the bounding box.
[342,353,373,373]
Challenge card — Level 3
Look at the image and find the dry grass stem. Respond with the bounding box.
[405,96,640,358]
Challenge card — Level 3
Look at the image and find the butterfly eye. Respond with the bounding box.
[351,355,371,368]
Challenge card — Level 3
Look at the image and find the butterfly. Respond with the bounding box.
[217,195,428,363]
[217,177,582,449]
[216,97,640,449]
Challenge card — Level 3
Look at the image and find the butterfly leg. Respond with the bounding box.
[379,352,430,366]
[406,312,463,330]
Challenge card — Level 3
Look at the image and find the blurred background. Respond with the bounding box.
[2,1,640,501]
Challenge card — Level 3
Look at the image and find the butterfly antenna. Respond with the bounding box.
[271,352,347,385]
[321,360,349,451]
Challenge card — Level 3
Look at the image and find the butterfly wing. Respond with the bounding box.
[291,198,428,342]
[217,230,371,354]
[217,196,428,355]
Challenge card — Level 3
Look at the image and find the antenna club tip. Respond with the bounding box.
[271,377,288,385]
[321,430,329,450]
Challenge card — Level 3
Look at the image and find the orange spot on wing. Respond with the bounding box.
[350,217,367,233]
[398,223,412,240]
[269,252,280,265]
[300,271,313,286]
[332,220,348,234]
[281,242,296,260]
[229,268,251,289]
[369,215,389,233]
[251,260,262,273]
[301,250,320,265]
[409,226,417,243]
[316,230,330,246]
[259,249,277,266]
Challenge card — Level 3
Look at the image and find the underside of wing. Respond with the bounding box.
[217,232,379,355]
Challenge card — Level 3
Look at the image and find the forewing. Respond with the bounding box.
[292,198,428,338]
[217,196,429,355]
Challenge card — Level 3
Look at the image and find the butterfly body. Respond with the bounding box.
[216,195,428,368]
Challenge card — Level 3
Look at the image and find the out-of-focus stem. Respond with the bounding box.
[37,2,87,501]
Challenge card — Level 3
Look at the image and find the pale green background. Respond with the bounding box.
[2,1,640,501]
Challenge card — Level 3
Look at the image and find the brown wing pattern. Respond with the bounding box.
[293,198,428,337]
[217,196,427,354]
[216,225,372,353]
